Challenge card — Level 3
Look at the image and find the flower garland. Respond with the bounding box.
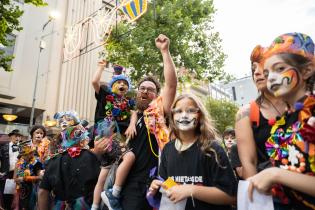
[265,127,289,160]
[265,95,315,206]
[144,96,169,151]
[104,93,135,122]
[16,156,41,178]
[266,95,315,174]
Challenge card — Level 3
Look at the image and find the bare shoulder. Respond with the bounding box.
[235,104,250,122]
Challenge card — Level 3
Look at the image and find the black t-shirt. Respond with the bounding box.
[40,150,100,203]
[229,144,241,169]
[95,85,109,123]
[123,113,159,188]
[159,140,237,210]
[252,111,272,164]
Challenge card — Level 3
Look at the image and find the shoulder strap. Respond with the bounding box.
[249,101,260,127]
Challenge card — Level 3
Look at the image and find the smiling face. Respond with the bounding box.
[112,80,129,96]
[172,98,200,132]
[265,55,300,97]
[136,81,157,111]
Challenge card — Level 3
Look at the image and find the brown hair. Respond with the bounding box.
[169,94,220,154]
[138,76,161,94]
[278,53,315,93]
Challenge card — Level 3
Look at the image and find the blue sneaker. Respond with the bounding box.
[102,188,122,210]
[101,191,112,210]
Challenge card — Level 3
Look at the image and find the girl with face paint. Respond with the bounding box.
[247,33,315,210]
[236,45,287,182]
[149,94,237,210]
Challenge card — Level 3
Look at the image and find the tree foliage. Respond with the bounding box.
[0,0,47,72]
[204,97,238,134]
[105,0,226,83]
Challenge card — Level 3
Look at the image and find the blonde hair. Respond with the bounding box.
[169,94,220,155]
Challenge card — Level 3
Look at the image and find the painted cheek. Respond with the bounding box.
[112,83,120,94]
[274,69,299,97]
[173,114,181,122]
[267,72,276,90]
[282,69,299,89]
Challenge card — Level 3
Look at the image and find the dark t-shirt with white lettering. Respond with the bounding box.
[159,140,237,210]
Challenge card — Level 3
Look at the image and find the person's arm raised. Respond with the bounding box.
[92,60,107,94]
[155,34,177,115]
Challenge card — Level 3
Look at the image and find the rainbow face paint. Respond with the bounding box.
[267,68,299,97]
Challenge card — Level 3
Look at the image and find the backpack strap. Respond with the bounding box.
[249,101,260,127]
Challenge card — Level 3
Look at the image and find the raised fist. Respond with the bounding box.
[155,34,170,52]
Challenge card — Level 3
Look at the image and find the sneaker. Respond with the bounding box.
[101,188,122,210]
[101,191,112,210]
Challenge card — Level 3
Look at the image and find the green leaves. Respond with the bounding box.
[0,0,47,72]
[24,0,48,6]
[104,0,226,84]
[205,97,238,134]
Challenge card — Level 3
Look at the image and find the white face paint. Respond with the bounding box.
[173,108,199,131]
[59,115,75,130]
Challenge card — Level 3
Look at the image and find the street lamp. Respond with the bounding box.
[29,10,60,128]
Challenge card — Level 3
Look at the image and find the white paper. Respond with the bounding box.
[4,179,16,194]
[159,188,187,210]
[237,180,274,210]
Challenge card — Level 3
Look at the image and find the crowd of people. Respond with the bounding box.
[0,32,315,210]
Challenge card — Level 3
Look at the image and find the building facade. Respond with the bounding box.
[0,0,115,135]
[222,76,258,106]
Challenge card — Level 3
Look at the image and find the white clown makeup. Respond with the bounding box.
[173,107,199,131]
[59,115,75,130]
[32,129,45,144]
[266,58,300,97]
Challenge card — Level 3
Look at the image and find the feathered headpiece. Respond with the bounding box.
[61,124,89,149]
[54,110,81,125]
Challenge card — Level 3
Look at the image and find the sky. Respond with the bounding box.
[213,0,315,79]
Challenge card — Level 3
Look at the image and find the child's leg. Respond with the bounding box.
[112,151,135,197]
[92,167,109,209]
